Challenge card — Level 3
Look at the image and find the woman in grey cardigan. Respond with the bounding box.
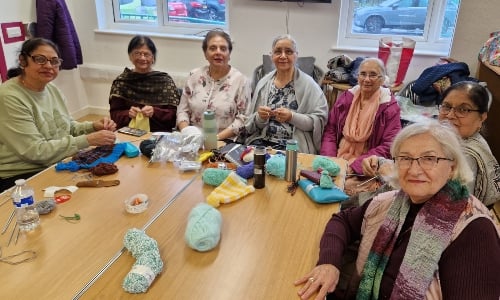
[245,34,328,154]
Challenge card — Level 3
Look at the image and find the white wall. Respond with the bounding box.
[1,0,498,117]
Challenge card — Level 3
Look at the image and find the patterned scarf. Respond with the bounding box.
[109,68,180,106]
[337,87,379,163]
[357,180,469,300]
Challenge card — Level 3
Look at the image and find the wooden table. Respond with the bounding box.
[0,135,198,299]
[80,154,347,299]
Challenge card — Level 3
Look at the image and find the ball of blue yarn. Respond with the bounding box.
[236,162,254,179]
[185,203,222,252]
[312,156,341,176]
[266,154,286,179]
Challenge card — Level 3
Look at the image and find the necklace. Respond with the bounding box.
[19,77,44,92]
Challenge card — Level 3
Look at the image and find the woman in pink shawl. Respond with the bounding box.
[320,58,401,176]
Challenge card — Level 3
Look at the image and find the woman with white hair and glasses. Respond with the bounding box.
[296,119,500,300]
[320,57,401,176]
[363,81,500,207]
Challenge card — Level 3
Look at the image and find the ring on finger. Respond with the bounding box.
[308,277,315,283]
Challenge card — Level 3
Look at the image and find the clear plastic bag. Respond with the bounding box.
[150,131,204,164]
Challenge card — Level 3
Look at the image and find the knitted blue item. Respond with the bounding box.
[266,153,286,179]
[185,203,222,252]
[312,156,340,177]
[236,153,271,179]
[55,143,127,172]
[320,170,334,189]
[122,228,164,294]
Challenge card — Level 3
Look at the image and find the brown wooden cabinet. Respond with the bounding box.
[477,60,500,161]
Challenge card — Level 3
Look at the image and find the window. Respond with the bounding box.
[337,0,460,56]
[96,0,227,37]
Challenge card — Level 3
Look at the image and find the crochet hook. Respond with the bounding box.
[1,209,15,235]
[356,175,379,187]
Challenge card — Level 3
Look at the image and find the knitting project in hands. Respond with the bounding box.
[122,228,164,293]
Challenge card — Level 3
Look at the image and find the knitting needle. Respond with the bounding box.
[0,196,10,207]
[14,226,20,245]
[7,222,18,247]
[1,209,15,235]
[356,175,379,187]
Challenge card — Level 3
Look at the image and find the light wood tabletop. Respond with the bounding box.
[0,135,198,299]
[80,154,347,300]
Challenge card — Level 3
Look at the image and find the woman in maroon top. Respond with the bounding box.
[295,120,500,300]
[109,35,180,132]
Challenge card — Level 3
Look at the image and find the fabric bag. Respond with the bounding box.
[478,31,500,67]
[298,179,349,204]
[325,55,353,83]
[378,37,416,87]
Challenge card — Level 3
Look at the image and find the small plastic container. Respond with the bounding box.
[125,194,149,214]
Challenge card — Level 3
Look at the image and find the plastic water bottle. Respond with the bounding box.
[285,139,298,182]
[253,146,266,189]
[203,111,218,150]
[11,179,40,231]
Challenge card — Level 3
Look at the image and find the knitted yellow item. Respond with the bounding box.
[206,172,255,208]
[129,112,150,132]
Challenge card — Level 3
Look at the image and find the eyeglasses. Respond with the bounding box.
[29,55,63,67]
[393,156,454,170]
[132,51,153,59]
[358,72,382,80]
[272,48,296,57]
[439,104,480,118]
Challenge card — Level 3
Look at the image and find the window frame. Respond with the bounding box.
[95,0,228,38]
[336,0,460,56]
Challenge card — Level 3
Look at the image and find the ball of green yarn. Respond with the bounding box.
[265,154,286,179]
[202,169,247,186]
[202,168,232,186]
[312,156,340,176]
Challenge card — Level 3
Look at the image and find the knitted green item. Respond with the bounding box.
[266,154,286,179]
[312,156,340,176]
[202,168,247,186]
[202,168,232,186]
[122,228,164,294]
[319,170,334,189]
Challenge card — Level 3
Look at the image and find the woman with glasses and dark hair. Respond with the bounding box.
[0,38,116,192]
[296,119,500,300]
[320,57,401,176]
[245,34,328,153]
[176,30,250,141]
[109,35,180,132]
[363,81,500,206]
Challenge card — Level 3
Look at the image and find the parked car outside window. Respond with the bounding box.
[353,0,457,35]
[180,0,209,19]
[207,0,226,21]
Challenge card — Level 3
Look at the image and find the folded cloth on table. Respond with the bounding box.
[185,203,222,252]
[298,179,349,204]
[55,143,127,172]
